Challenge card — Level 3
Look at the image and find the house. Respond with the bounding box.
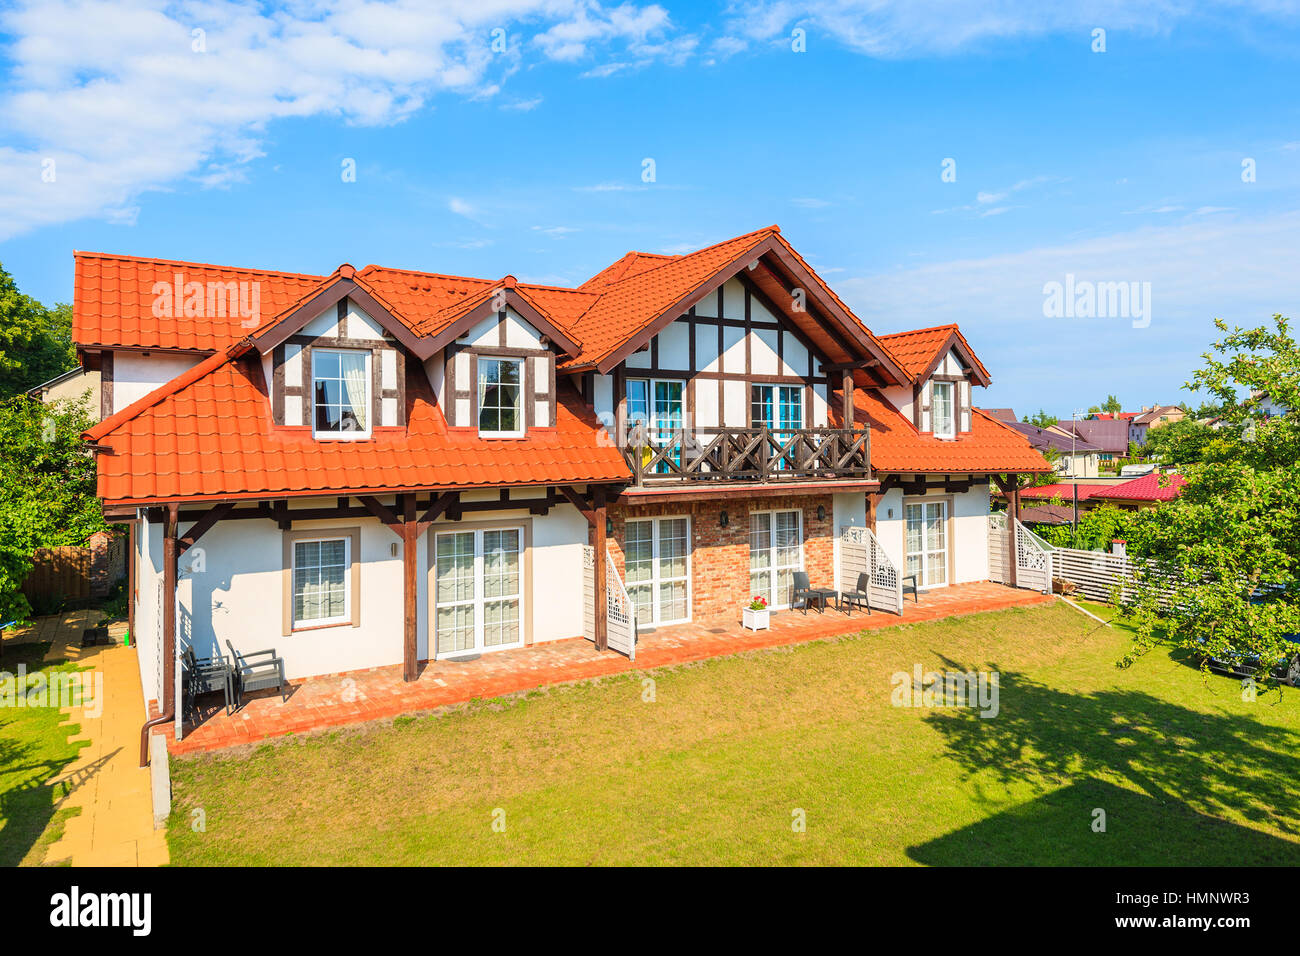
[985,408,1017,423]
[1128,404,1184,444]
[1089,471,1186,508]
[1053,418,1129,464]
[26,365,99,408]
[1001,420,1104,477]
[73,227,1050,737]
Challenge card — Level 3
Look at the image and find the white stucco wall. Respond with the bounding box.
[112,352,202,412]
[832,491,867,591]
[872,483,990,588]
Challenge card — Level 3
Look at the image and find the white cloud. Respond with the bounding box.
[532,225,580,237]
[0,0,693,240]
[448,197,478,218]
[725,1,1300,57]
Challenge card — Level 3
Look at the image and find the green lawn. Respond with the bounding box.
[0,642,90,866]
[167,602,1300,865]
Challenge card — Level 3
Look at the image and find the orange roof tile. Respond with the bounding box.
[848,391,1053,474]
[86,354,629,506]
[73,251,326,352]
[877,323,991,384]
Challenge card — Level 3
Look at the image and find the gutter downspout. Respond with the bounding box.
[139,502,179,767]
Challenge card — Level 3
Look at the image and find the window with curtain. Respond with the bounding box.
[478,357,523,436]
[293,537,349,626]
[312,349,370,437]
[932,382,955,438]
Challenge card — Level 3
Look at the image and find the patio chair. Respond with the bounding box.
[902,574,920,604]
[837,572,873,615]
[182,645,234,718]
[791,571,836,615]
[225,640,288,709]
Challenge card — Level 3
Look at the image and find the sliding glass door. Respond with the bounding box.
[749,509,802,608]
[904,501,948,588]
[434,527,524,656]
[626,378,684,473]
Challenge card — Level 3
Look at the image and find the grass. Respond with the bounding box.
[167,602,1300,865]
[0,641,90,866]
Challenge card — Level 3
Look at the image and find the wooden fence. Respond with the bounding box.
[22,546,92,606]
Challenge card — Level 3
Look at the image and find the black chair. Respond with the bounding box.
[791,571,837,615]
[837,572,873,615]
[902,574,920,603]
[182,645,234,717]
[225,640,288,708]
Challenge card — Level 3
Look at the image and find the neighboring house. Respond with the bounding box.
[26,365,100,408]
[1053,418,1129,463]
[1001,421,1103,477]
[1252,390,1290,418]
[985,408,1017,423]
[1089,471,1186,508]
[1128,404,1184,444]
[73,227,1049,723]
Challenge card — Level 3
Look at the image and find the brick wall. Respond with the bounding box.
[604,494,837,623]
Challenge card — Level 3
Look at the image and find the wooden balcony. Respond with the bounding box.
[621,425,871,486]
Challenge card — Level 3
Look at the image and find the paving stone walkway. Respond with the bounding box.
[166,581,1054,757]
[5,610,169,867]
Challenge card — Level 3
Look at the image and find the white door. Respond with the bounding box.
[905,501,948,588]
[749,510,803,608]
[434,527,524,656]
[624,517,690,626]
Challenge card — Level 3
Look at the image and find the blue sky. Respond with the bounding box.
[3,1,1299,415]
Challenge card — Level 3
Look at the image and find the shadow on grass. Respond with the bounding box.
[910,662,1300,865]
[0,643,93,866]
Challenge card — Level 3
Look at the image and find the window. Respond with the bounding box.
[624,517,690,626]
[752,385,803,470]
[478,358,522,436]
[293,537,350,627]
[932,381,955,438]
[749,510,802,608]
[312,349,370,438]
[434,527,524,655]
[625,378,683,473]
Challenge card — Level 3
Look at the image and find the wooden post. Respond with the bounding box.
[865,493,879,532]
[162,503,179,726]
[402,495,419,682]
[127,517,137,644]
[841,369,854,429]
[593,486,608,652]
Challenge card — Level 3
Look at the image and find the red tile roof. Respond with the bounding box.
[73,251,326,352]
[847,391,1052,474]
[876,324,991,383]
[1090,472,1187,502]
[1013,483,1112,501]
[84,349,629,506]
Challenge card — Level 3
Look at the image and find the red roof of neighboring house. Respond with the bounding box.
[1019,504,1076,525]
[875,323,992,384]
[84,348,629,506]
[1013,483,1112,501]
[846,391,1052,474]
[1090,472,1187,503]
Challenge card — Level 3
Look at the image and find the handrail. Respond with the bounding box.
[621,423,871,485]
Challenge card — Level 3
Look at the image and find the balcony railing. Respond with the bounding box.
[621,424,871,486]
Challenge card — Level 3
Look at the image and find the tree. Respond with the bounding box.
[0,394,107,625]
[0,262,76,398]
[1025,409,1058,429]
[1144,418,1218,465]
[1120,315,1300,689]
[1102,394,1123,415]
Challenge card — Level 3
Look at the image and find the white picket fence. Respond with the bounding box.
[839,525,904,614]
[582,546,637,659]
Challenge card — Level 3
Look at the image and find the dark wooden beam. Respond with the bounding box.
[557,485,596,526]
[402,495,419,682]
[416,491,459,534]
[357,495,400,529]
[593,485,608,653]
[179,501,235,552]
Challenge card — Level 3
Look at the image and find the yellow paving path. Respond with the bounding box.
[20,611,169,867]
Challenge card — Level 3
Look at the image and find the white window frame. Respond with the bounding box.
[291,535,352,628]
[623,515,692,627]
[748,508,804,610]
[477,356,525,438]
[311,348,372,441]
[932,381,956,439]
[433,525,526,657]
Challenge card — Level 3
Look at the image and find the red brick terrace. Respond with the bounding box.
[164,582,1053,756]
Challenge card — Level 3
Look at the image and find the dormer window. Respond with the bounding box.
[932,381,955,438]
[313,348,371,439]
[478,357,523,437]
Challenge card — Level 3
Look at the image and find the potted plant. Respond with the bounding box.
[743,595,770,631]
